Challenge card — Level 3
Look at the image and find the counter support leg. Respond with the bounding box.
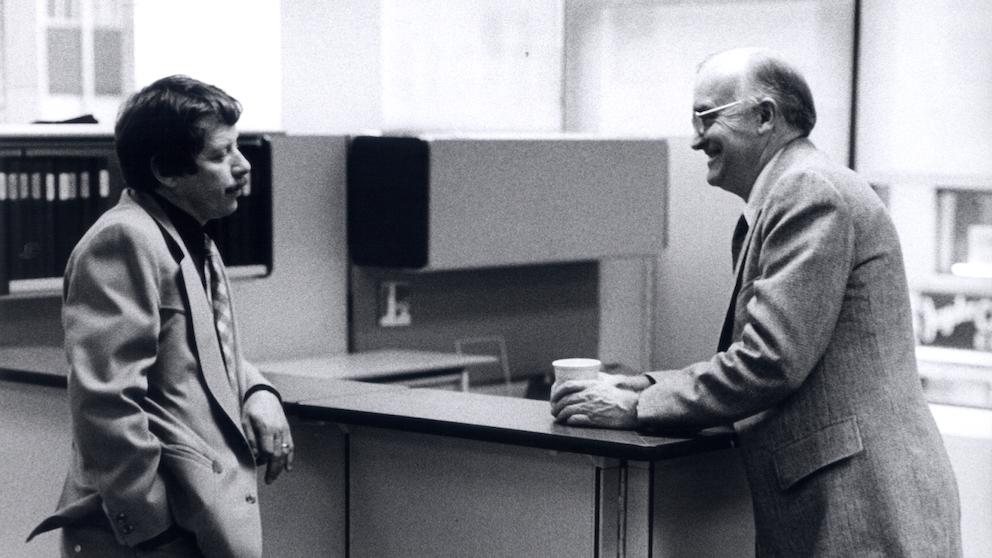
[624,461,653,558]
[598,459,652,558]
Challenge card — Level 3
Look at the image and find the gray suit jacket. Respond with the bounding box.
[29,189,272,558]
[641,139,962,557]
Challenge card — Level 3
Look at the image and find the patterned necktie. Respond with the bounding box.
[204,237,239,392]
[718,215,749,352]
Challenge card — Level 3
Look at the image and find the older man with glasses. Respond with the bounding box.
[552,47,962,557]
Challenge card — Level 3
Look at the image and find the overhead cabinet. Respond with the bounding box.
[347,135,668,270]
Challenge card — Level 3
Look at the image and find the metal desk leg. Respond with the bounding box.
[598,459,652,558]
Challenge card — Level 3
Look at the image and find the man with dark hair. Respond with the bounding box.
[28,75,293,558]
[552,48,962,557]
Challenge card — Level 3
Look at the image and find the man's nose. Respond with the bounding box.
[234,149,252,174]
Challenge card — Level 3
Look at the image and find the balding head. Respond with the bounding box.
[691,48,816,200]
[700,48,816,137]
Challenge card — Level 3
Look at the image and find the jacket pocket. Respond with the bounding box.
[159,444,220,524]
[772,415,864,490]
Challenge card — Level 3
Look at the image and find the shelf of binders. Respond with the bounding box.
[0,133,273,296]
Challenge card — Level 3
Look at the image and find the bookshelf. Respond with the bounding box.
[0,126,273,296]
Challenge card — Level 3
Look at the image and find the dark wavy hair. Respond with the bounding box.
[114,75,242,192]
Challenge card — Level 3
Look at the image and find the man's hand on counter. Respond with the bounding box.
[550,372,647,429]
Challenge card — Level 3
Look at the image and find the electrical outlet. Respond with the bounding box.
[378,280,411,327]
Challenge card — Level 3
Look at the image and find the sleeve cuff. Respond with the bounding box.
[243,384,282,405]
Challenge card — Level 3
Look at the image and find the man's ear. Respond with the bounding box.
[756,98,778,133]
[150,155,175,189]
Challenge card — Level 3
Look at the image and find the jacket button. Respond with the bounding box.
[122,524,133,534]
[116,512,127,523]
[245,494,256,504]
[212,460,223,474]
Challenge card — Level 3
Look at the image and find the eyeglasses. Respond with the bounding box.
[692,98,752,135]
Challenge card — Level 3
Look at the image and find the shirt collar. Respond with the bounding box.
[741,144,787,228]
[150,191,208,258]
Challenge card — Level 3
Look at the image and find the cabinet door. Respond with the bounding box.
[348,136,668,270]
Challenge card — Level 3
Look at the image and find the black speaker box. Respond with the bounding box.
[347,136,430,268]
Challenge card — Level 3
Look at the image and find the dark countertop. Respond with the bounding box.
[0,345,67,387]
[271,371,735,461]
[4,347,737,462]
[264,371,409,404]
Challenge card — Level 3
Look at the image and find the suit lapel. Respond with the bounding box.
[716,140,816,352]
[180,254,244,429]
[718,219,755,352]
[126,191,245,432]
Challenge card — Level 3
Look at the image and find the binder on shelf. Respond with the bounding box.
[0,158,8,295]
[97,161,113,214]
[22,161,47,279]
[6,158,25,281]
[1,133,273,289]
[54,158,74,273]
[79,157,101,248]
[42,158,57,278]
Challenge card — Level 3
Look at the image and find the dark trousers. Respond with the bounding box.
[61,524,206,558]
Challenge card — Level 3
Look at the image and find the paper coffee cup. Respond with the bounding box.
[552,358,602,382]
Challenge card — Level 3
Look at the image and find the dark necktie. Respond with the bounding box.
[730,214,748,268]
[204,237,239,392]
[718,215,749,352]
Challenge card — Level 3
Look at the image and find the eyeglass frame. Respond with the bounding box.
[692,98,755,135]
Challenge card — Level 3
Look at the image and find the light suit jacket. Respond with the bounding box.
[29,189,272,558]
[639,139,962,557]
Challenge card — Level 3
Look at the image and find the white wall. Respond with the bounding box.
[856,0,992,178]
[2,382,71,558]
[278,0,856,152]
[232,136,350,361]
[856,0,992,289]
[381,0,564,133]
[133,0,282,131]
[565,0,855,164]
[280,0,383,134]
[931,405,992,558]
[654,136,742,369]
